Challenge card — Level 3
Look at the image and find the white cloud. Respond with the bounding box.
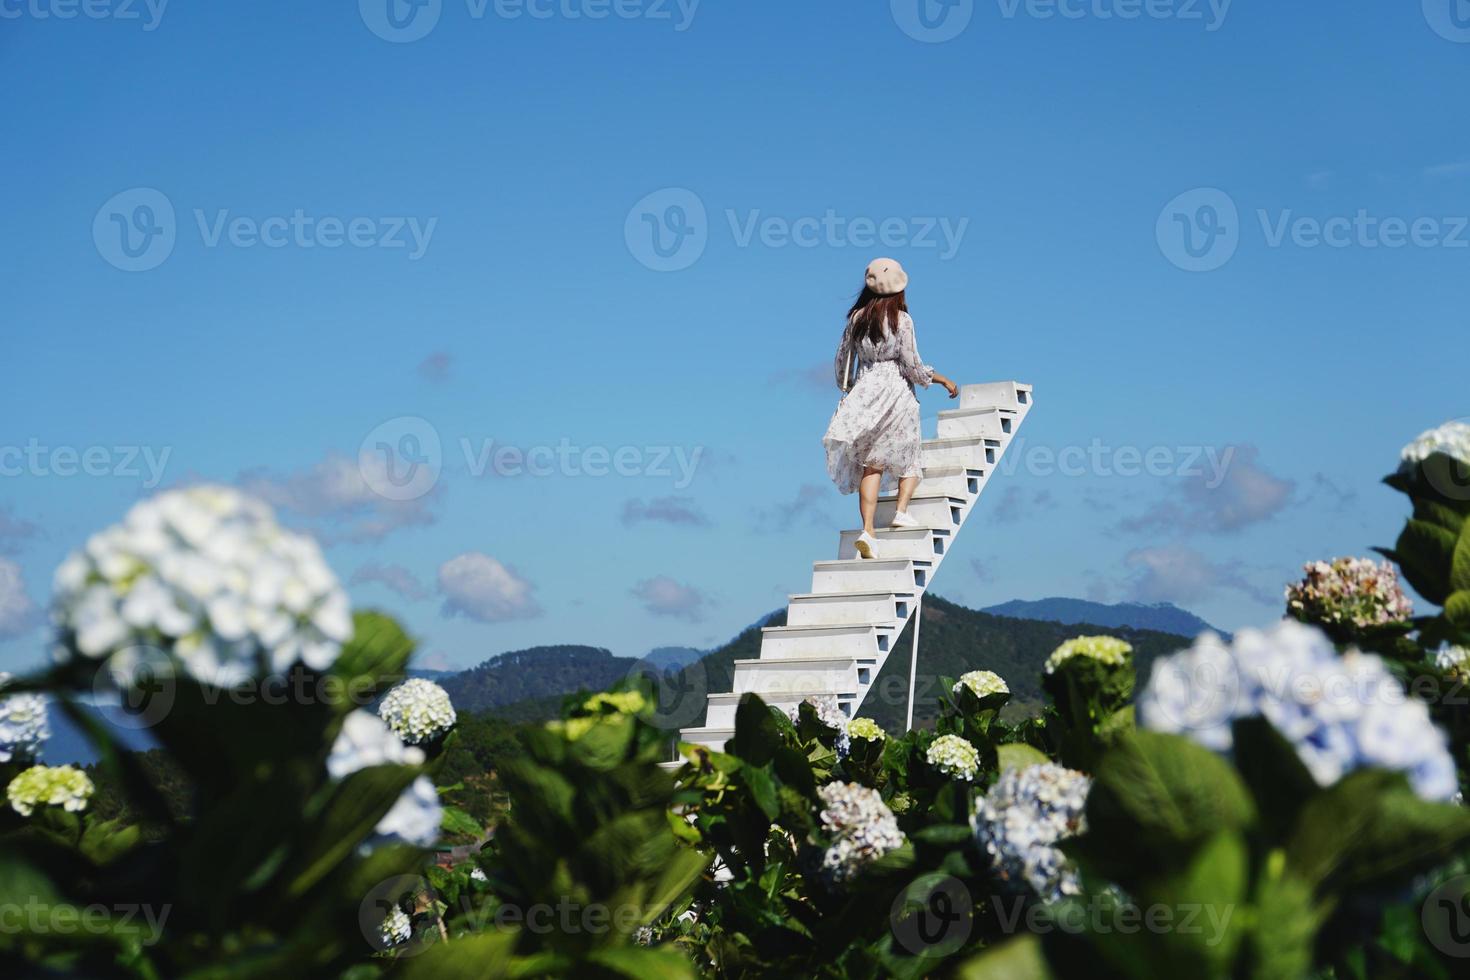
[1123,546,1273,607]
[631,576,709,622]
[1118,446,1293,535]
[238,451,440,543]
[438,552,541,622]
[756,483,834,531]
[351,562,430,602]
[0,507,39,555]
[621,496,711,528]
[0,558,40,639]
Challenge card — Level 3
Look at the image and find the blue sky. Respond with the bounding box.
[2,1,1467,672]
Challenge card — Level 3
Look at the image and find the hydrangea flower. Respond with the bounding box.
[328,710,425,779]
[583,690,646,714]
[1138,621,1458,801]
[789,695,851,758]
[7,764,94,817]
[50,486,354,687]
[0,673,48,764]
[954,670,1008,698]
[1401,420,1470,469]
[378,905,412,947]
[846,717,886,741]
[1437,644,1470,683]
[1285,558,1413,631]
[371,775,442,848]
[1045,636,1132,674]
[378,678,457,745]
[815,781,906,887]
[926,734,980,781]
[973,763,1090,903]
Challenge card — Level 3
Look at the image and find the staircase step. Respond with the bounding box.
[706,690,856,728]
[914,465,987,499]
[873,495,965,529]
[786,590,916,627]
[922,436,1000,471]
[936,406,1014,440]
[732,654,880,694]
[760,622,897,659]
[812,558,932,594]
[677,726,735,750]
[838,525,950,561]
[959,381,1032,413]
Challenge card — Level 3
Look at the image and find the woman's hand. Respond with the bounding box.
[931,372,959,399]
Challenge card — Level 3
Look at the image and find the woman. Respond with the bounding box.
[823,258,958,560]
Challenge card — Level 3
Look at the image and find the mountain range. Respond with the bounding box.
[980,597,1225,639]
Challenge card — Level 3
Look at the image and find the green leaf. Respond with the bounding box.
[729,695,783,766]
[955,935,1052,980]
[286,764,421,897]
[636,846,709,926]
[1446,590,1470,629]
[996,742,1050,772]
[329,611,414,710]
[439,805,483,839]
[1230,717,1319,843]
[1453,524,1470,593]
[1287,769,1470,891]
[389,929,521,979]
[742,765,780,821]
[1248,869,1323,980]
[912,824,974,847]
[586,945,698,980]
[1394,519,1458,606]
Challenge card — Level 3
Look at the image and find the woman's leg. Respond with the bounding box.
[895,475,919,514]
[859,467,883,534]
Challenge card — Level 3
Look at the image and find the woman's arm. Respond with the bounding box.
[833,320,855,390]
[929,371,959,399]
[897,313,955,396]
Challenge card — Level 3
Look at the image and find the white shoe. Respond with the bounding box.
[854,531,879,560]
[889,510,918,529]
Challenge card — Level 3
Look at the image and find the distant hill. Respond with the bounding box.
[437,644,642,715]
[642,646,706,670]
[680,595,1195,733]
[982,597,1224,639]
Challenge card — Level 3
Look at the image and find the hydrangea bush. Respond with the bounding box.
[925,734,980,781]
[973,763,1090,903]
[7,763,93,817]
[813,781,905,888]
[1285,556,1414,638]
[378,677,457,745]
[0,672,48,764]
[50,485,353,686]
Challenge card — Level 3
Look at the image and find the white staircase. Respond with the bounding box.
[675,381,1033,752]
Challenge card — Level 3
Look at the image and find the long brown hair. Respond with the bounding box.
[846,288,908,345]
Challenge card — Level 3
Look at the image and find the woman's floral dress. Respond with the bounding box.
[822,311,934,494]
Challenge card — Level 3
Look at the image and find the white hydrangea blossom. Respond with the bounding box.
[372,775,442,848]
[1401,420,1470,469]
[790,695,851,758]
[1045,636,1132,675]
[954,670,1008,698]
[328,710,425,779]
[50,486,353,687]
[0,673,48,764]
[1138,621,1459,802]
[926,734,980,781]
[974,763,1090,903]
[815,781,905,887]
[378,678,457,745]
[378,905,412,947]
[7,764,94,817]
[1436,644,1470,683]
[846,717,886,741]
